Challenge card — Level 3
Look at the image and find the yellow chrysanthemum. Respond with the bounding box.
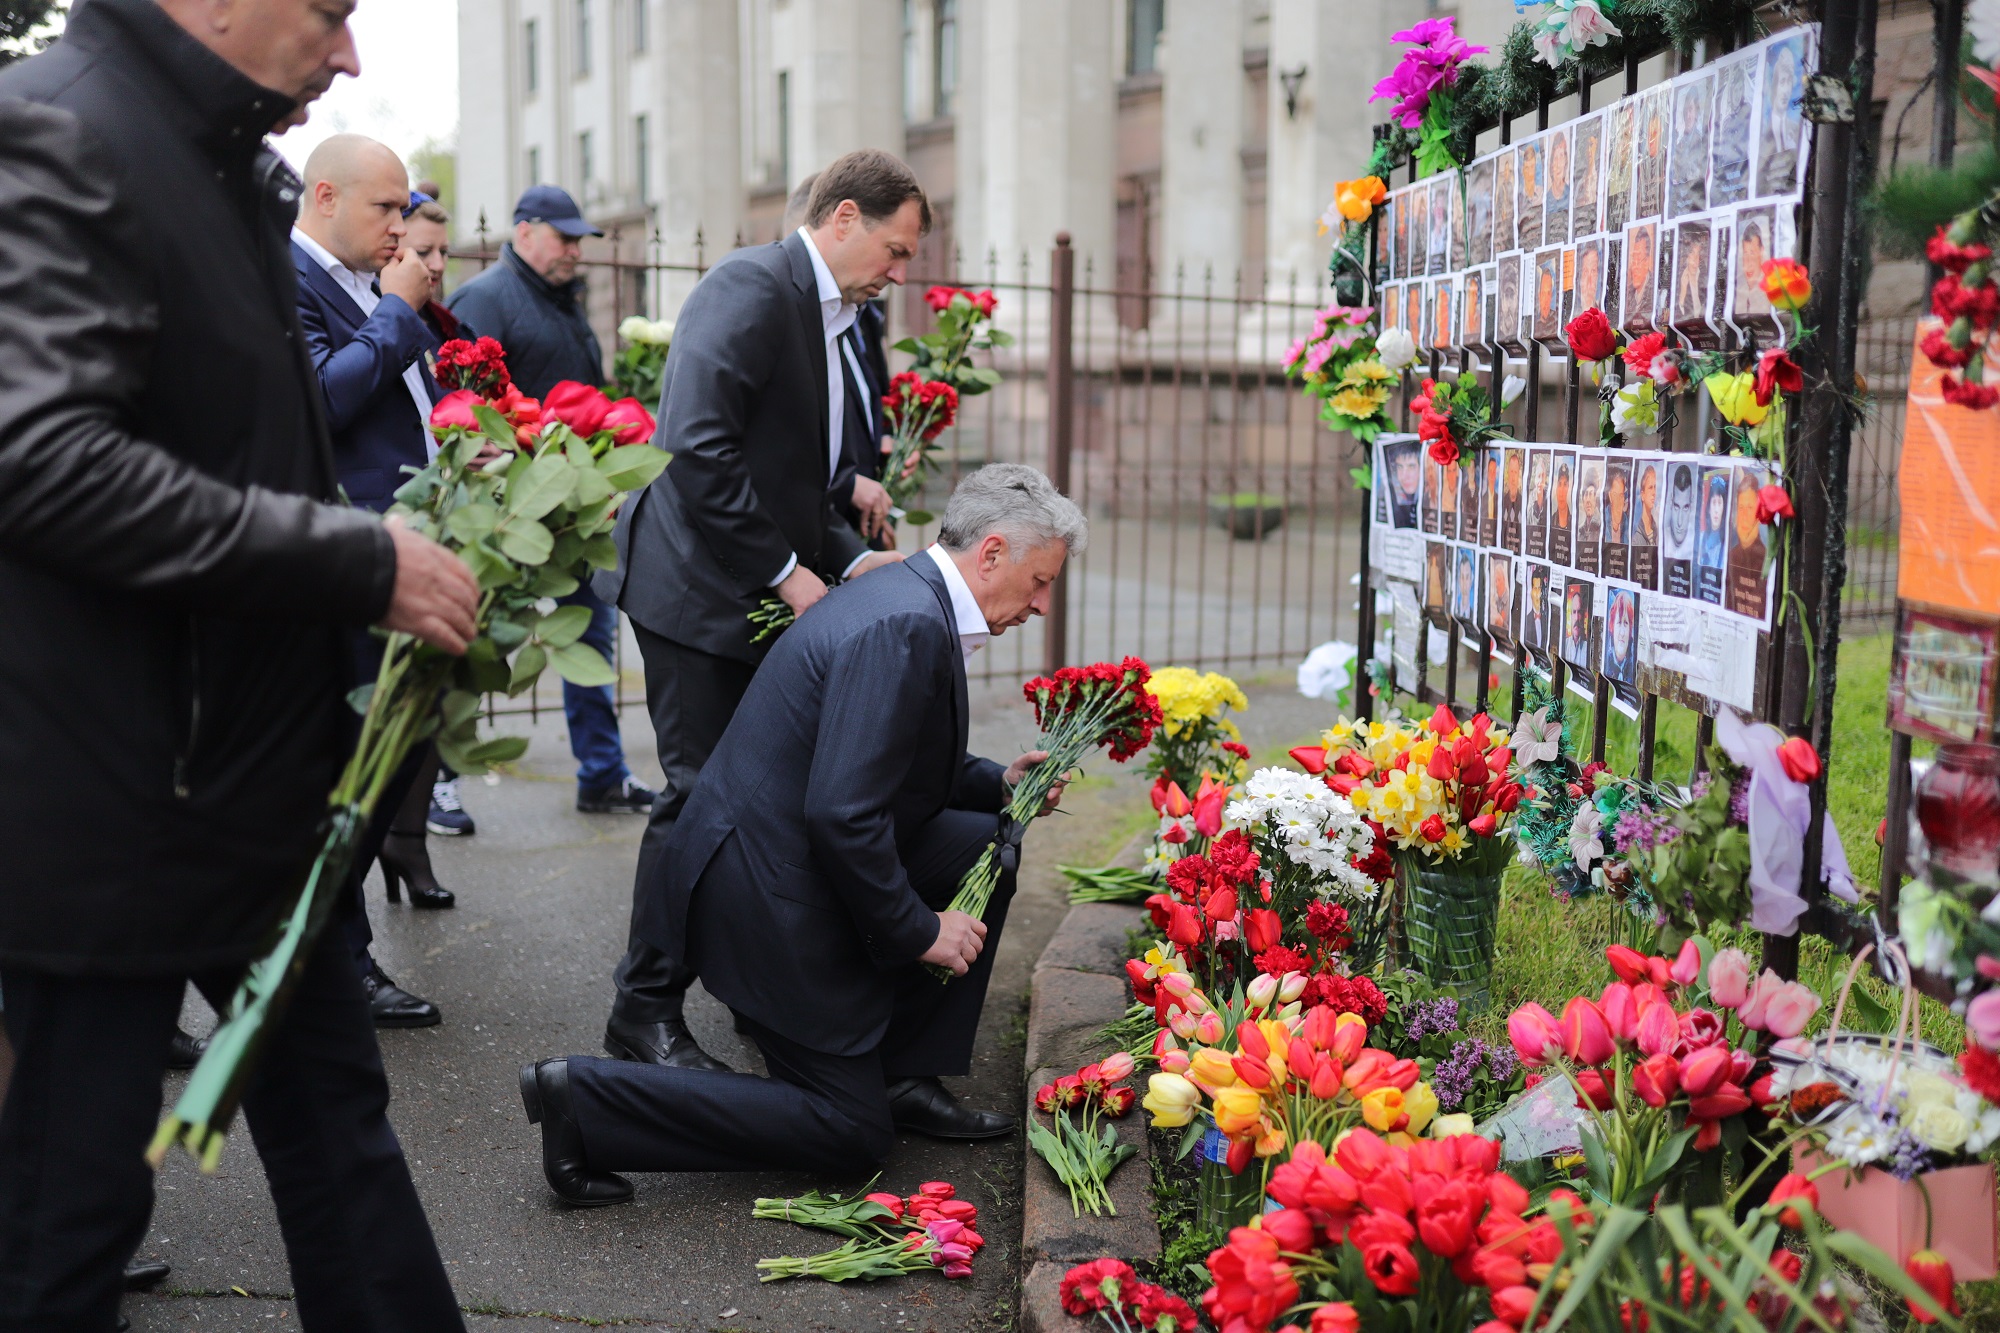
[1330,385,1389,418]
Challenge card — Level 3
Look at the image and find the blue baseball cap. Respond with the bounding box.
[513,184,604,238]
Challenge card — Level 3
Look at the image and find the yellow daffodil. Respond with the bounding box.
[1705,371,1770,427]
[1143,1072,1202,1128]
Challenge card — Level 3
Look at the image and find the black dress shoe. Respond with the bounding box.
[165,1028,206,1071]
[123,1257,170,1291]
[886,1076,1016,1140]
[519,1059,632,1207]
[603,1015,731,1072]
[362,963,441,1028]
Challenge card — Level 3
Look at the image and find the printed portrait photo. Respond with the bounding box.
[1710,54,1756,207]
[1623,221,1658,328]
[1662,458,1699,596]
[1462,268,1487,346]
[1606,101,1637,233]
[1574,238,1604,318]
[1385,438,1422,530]
[1421,451,1444,535]
[1481,448,1502,546]
[1468,157,1496,267]
[1602,586,1641,686]
[1671,218,1712,332]
[1521,562,1553,654]
[1438,457,1461,537]
[1392,189,1412,280]
[1549,451,1577,569]
[1432,281,1454,352]
[1630,455,1662,589]
[1695,463,1732,605]
[1450,174,1469,272]
[1725,463,1772,624]
[1575,453,1606,576]
[1495,149,1518,258]
[1497,252,1525,351]
[1517,135,1544,251]
[1704,218,1734,343]
[1669,72,1714,218]
[1487,552,1515,642]
[1544,125,1573,246]
[1758,32,1809,198]
[1561,577,1594,670]
[1407,283,1427,348]
[1458,447,1481,541]
[1425,540,1449,614]
[1573,113,1604,237]
[1634,88,1671,220]
[1525,450,1553,561]
[1373,437,1391,524]
[1602,458,1634,581]
[1453,545,1479,623]
[1503,446,1527,553]
[1533,248,1563,343]
[1429,177,1451,276]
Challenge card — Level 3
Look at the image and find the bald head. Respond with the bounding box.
[296,134,410,274]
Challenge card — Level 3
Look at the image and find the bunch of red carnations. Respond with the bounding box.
[1032,1053,1141,1217]
[433,334,510,396]
[752,1180,984,1282]
[1059,1257,1201,1332]
[1200,1128,1581,1333]
[926,284,1000,317]
[1924,219,2000,409]
[878,371,961,523]
[935,662,1160,973]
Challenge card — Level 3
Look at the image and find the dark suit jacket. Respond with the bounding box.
[643,556,1008,1057]
[596,232,867,664]
[291,243,440,512]
[830,301,888,521]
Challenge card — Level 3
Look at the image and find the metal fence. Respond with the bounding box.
[1845,315,1914,625]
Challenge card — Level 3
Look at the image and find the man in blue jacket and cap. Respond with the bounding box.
[448,186,655,817]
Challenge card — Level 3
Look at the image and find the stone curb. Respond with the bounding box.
[1018,844,1160,1333]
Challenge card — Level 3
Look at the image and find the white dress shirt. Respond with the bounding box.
[924,544,991,662]
[290,227,434,454]
[769,228,865,587]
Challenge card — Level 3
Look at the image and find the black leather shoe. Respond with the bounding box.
[362,964,441,1029]
[123,1257,170,1291]
[886,1076,1017,1140]
[519,1059,632,1207]
[165,1027,206,1071]
[378,834,455,909]
[603,1015,731,1072]
[576,776,657,814]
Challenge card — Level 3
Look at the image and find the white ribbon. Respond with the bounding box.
[1715,709,1858,936]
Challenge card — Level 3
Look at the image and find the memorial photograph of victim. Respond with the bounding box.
[1393,189,1412,280]
[1549,451,1577,569]
[1669,72,1715,218]
[1544,125,1573,246]
[1672,218,1712,332]
[1488,552,1515,642]
[1422,452,1444,534]
[1634,89,1671,220]
[1574,239,1604,320]
[1726,464,1772,623]
[1521,562,1552,653]
[1386,439,1423,529]
[1458,450,1481,542]
[1374,438,1391,524]
[1462,269,1487,347]
[1432,281,1454,351]
[1468,157,1496,266]
[1429,177,1451,276]
[1573,113,1603,237]
[1732,205,1783,329]
[1695,464,1732,605]
[1602,457,1634,581]
[1518,135,1545,251]
[1602,586,1641,687]
[1450,174,1469,271]
[1426,541,1449,614]
[1575,453,1606,576]
[1758,33,1808,199]
[1437,457,1461,536]
[1495,149,1518,258]
[1663,458,1699,596]
[1710,54,1756,207]
[1534,249,1562,343]
[1623,221,1658,328]
[1705,218,1734,341]
[1497,253,1524,350]
[1500,447,1524,551]
[1562,577,1594,670]
[1454,545,1480,624]
[1605,101,1637,233]
[1524,449,1552,559]
[1630,456,1662,588]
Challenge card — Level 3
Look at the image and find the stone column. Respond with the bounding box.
[455,0,519,250]
[659,0,742,304]
[1160,0,1244,297]
[793,0,906,169]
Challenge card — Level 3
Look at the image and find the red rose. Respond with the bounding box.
[1427,436,1461,468]
[543,380,612,437]
[601,396,657,444]
[925,285,961,313]
[1755,484,1794,524]
[1565,306,1618,363]
[971,289,998,317]
[1753,347,1804,405]
[429,388,483,432]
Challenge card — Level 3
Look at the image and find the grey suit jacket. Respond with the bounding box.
[596,233,866,663]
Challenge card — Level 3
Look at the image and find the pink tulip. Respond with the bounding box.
[1679,1007,1724,1049]
[1978,954,2000,982]
[1670,939,1702,986]
[1630,982,1669,1011]
[1679,1044,1732,1098]
[1159,1048,1191,1073]
[1599,983,1639,1043]
[1760,980,1822,1040]
[1970,992,2000,1052]
[1195,1010,1225,1044]
[1736,971,1778,1031]
[1098,1051,1136,1082]
[1508,1002,1561,1067]
[1632,1053,1680,1108]
[1707,947,1752,1009]
[1559,996,1616,1067]
[1635,1002,1681,1059]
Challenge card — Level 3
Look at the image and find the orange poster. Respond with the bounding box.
[1898,319,2000,616]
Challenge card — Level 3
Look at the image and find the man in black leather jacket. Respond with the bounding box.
[0,1,478,1328]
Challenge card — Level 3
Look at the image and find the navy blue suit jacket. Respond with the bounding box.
[291,242,440,512]
[645,555,1008,1057]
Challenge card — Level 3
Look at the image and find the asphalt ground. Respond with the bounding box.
[120,668,1330,1332]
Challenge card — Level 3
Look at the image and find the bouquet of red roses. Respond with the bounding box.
[931,660,1161,977]
[879,371,960,524]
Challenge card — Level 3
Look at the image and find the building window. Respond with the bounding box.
[1128,0,1163,76]
[578,130,594,192]
[933,0,957,117]
[576,0,592,78]
[527,145,541,186]
[631,0,647,54]
[635,114,650,203]
[777,70,792,187]
[524,18,539,94]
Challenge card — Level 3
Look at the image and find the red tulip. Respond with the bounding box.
[1428,703,1458,735]
[1167,902,1203,950]
[1245,908,1283,954]
[1559,996,1616,1066]
[1678,1045,1732,1098]
[1686,1083,1752,1122]
[1605,945,1649,985]
[1204,887,1238,923]
[1262,1207,1315,1254]
[1631,1053,1679,1108]
[1492,781,1524,812]
[1669,938,1702,986]
[1289,745,1329,774]
[1419,814,1448,843]
[1469,813,1498,837]
[1573,1068,1615,1110]
[1905,1250,1959,1324]
[1777,736,1821,783]
[1599,983,1638,1042]
[1160,780,1193,819]
[1362,1239,1421,1296]
[1490,1285,1539,1328]
[1767,1172,1818,1229]
[1193,776,1228,836]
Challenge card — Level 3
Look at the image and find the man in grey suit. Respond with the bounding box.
[523,467,1080,1201]
[594,151,919,1071]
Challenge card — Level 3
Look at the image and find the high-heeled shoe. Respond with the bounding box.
[378,834,455,909]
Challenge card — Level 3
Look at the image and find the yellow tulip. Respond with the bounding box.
[1402,1082,1439,1134]
[1143,1072,1202,1128]
[1213,1085,1267,1137]
[1705,371,1770,427]
[1432,1113,1477,1138]
[1189,1047,1238,1090]
[1360,1086,1406,1132]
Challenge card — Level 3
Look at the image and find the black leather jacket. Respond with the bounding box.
[0,0,397,974]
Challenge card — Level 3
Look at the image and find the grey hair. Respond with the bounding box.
[936,463,1088,559]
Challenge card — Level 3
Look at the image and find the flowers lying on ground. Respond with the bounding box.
[1060,1258,1200,1332]
[753,1180,985,1282]
[1033,1055,1141,1216]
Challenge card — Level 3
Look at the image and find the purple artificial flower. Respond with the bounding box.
[1369,17,1488,128]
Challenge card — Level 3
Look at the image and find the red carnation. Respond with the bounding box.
[1621,330,1666,377]
[1921,325,1975,368]
[1927,225,1993,273]
[1943,373,2000,410]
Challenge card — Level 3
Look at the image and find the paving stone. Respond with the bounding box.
[1032,903,1148,979]
[1023,968,1129,1076]
[1019,1066,1157,1269]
